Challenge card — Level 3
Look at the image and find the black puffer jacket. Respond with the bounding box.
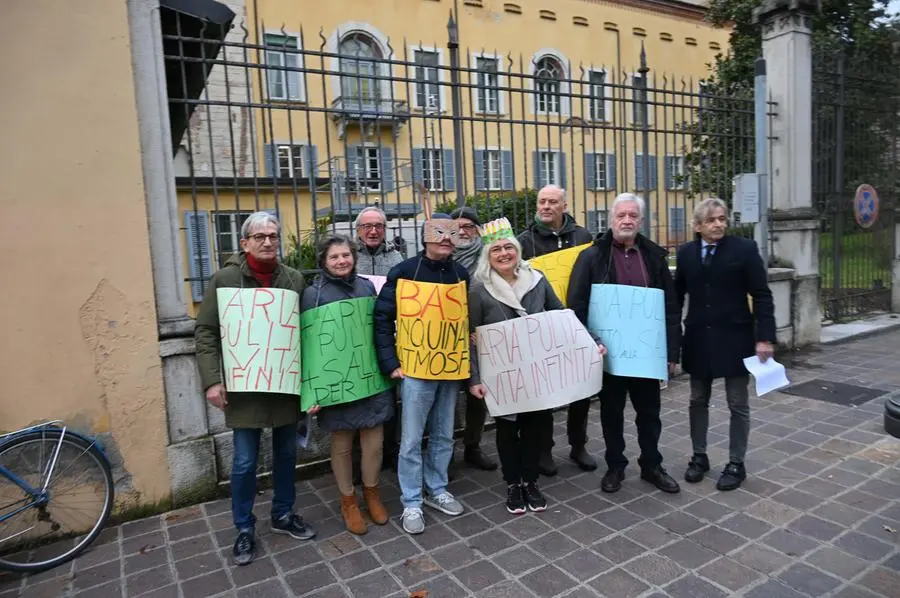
[300,272,395,432]
[516,214,593,260]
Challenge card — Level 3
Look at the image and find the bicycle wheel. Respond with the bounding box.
[0,429,114,572]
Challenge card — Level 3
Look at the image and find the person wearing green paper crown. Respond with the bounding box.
[468,218,602,514]
[300,234,395,536]
[194,211,315,567]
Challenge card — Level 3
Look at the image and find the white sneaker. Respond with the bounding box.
[401,507,425,534]
[424,492,464,516]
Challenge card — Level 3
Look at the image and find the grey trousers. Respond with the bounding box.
[689,375,750,464]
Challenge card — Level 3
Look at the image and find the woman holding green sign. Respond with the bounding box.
[300,234,395,536]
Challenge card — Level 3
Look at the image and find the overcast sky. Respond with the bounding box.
[889,0,900,17]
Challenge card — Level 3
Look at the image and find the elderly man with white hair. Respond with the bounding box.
[194,211,315,566]
[516,184,596,476]
[567,193,682,496]
[354,206,403,276]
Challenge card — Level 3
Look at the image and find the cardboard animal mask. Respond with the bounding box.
[423,219,461,244]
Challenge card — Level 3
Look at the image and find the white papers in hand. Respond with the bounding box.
[742,356,791,396]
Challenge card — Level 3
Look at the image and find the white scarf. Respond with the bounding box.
[483,263,543,317]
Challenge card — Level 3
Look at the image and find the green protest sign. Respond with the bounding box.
[300,297,393,411]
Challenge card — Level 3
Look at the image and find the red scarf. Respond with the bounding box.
[246,253,277,287]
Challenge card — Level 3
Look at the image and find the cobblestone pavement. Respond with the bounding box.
[3,331,900,598]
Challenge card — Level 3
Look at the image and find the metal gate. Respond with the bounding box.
[813,47,899,322]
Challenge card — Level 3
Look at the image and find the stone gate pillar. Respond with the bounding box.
[754,0,821,346]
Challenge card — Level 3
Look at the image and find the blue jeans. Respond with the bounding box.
[398,377,459,508]
[231,424,297,531]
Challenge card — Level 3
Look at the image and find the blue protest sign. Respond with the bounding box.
[587,284,668,380]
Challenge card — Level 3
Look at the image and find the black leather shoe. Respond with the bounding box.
[464,447,498,471]
[684,454,710,484]
[641,466,681,493]
[601,468,625,493]
[716,462,747,491]
[569,446,598,471]
[232,529,255,566]
[538,451,558,477]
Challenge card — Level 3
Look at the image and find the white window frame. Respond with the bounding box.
[352,145,382,192]
[585,68,612,123]
[476,146,505,191]
[665,155,686,190]
[593,153,614,190]
[326,22,393,103]
[628,72,654,125]
[537,149,562,186]
[212,211,254,267]
[595,209,608,232]
[274,143,307,178]
[529,49,571,116]
[409,45,447,112]
[471,52,505,115]
[263,30,306,102]
[421,148,444,191]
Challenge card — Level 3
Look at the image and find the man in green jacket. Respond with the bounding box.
[194,211,314,566]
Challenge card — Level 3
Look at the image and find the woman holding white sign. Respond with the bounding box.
[300,234,394,536]
[468,218,605,515]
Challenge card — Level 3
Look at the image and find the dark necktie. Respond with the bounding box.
[703,244,716,267]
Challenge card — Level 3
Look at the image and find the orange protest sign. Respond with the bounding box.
[396,280,470,380]
[528,243,592,307]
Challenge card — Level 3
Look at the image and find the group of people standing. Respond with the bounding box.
[194,184,775,566]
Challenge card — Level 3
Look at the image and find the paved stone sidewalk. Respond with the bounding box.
[3,330,900,598]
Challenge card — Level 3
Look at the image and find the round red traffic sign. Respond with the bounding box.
[854,184,879,229]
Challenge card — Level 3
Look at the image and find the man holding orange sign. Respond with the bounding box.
[373,213,471,535]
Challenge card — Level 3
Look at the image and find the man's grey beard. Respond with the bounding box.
[455,237,478,249]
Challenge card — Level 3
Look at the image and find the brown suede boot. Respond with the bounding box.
[363,486,389,525]
[340,493,367,535]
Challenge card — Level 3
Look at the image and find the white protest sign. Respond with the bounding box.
[476,309,604,417]
[216,288,302,394]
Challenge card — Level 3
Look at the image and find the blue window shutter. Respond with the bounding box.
[635,154,644,190]
[442,149,456,191]
[607,154,617,190]
[412,148,424,184]
[473,150,485,191]
[184,210,211,302]
[501,150,514,190]
[345,146,359,184]
[586,210,599,234]
[664,157,674,190]
[649,154,658,190]
[304,146,318,182]
[532,151,541,189]
[584,153,596,190]
[264,144,275,177]
[380,148,395,192]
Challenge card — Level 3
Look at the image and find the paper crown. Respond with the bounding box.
[481,217,515,245]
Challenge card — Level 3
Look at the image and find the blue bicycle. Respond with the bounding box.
[0,422,114,572]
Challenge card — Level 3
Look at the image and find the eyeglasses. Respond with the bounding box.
[489,244,517,255]
[358,223,386,232]
[459,224,478,232]
[248,233,280,243]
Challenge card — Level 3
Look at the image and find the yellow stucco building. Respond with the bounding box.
[176,0,731,312]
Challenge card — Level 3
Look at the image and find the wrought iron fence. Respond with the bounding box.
[813,46,899,321]
[164,13,766,303]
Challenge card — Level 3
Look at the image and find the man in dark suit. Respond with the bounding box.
[674,198,776,491]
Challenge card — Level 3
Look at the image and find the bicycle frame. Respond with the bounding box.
[0,422,70,525]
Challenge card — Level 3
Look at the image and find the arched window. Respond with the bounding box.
[339,33,383,106]
[534,56,563,113]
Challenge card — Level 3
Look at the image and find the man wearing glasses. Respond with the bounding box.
[194,212,315,566]
[355,206,403,276]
